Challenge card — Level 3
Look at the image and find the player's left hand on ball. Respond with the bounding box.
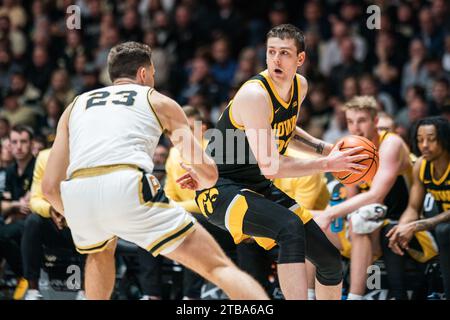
[176,162,200,190]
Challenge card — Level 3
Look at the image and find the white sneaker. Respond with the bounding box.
[24,289,43,300]
[75,290,86,300]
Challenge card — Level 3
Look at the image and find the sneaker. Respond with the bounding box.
[13,278,28,300]
[75,290,86,300]
[24,289,43,300]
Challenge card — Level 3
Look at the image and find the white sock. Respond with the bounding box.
[307,288,316,300]
[347,293,363,300]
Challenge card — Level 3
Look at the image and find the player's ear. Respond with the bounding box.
[297,51,305,67]
[136,66,146,83]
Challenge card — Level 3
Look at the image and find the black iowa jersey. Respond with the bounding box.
[207,70,301,186]
[358,131,412,220]
[419,159,450,213]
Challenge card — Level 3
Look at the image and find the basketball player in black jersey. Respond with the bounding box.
[387,116,450,299]
[189,24,368,300]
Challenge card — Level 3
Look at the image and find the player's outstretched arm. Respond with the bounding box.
[151,91,218,190]
[233,83,367,179]
[42,102,73,214]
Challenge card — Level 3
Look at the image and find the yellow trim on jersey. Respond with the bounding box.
[70,164,140,179]
[67,95,80,123]
[407,230,438,263]
[419,159,427,182]
[261,70,294,109]
[228,100,244,130]
[226,195,250,244]
[431,162,450,186]
[75,236,117,254]
[147,88,164,132]
[146,218,195,255]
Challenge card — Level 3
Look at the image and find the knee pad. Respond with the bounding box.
[276,216,306,264]
[315,245,343,286]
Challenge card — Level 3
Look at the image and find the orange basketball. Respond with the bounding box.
[332,135,379,185]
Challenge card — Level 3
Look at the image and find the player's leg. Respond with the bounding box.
[304,220,343,300]
[238,191,308,299]
[84,238,117,300]
[306,261,317,300]
[348,226,381,299]
[435,222,450,299]
[164,223,269,300]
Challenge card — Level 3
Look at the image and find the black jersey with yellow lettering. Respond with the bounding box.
[419,158,450,213]
[207,70,301,187]
[358,131,412,220]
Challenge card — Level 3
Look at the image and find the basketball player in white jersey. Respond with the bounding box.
[42,42,268,300]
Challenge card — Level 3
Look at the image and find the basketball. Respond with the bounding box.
[332,135,379,185]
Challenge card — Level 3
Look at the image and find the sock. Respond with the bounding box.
[307,288,316,300]
[347,293,363,300]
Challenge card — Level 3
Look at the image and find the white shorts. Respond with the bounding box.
[61,166,196,256]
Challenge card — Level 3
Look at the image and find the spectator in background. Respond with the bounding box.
[31,135,46,157]
[0,117,11,140]
[0,47,20,97]
[27,45,54,94]
[39,97,63,144]
[359,74,397,115]
[328,37,365,96]
[0,94,37,130]
[395,2,417,41]
[396,96,429,140]
[61,30,85,73]
[44,69,76,108]
[120,8,143,43]
[0,125,36,300]
[429,78,450,116]
[179,56,220,107]
[0,0,27,30]
[442,34,450,73]
[401,38,429,100]
[297,0,330,41]
[232,47,260,87]
[377,111,397,133]
[210,37,237,93]
[0,14,26,60]
[71,53,88,94]
[79,64,103,94]
[172,5,200,67]
[8,72,41,109]
[143,30,171,90]
[373,31,402,102]
[319,19,367,77]
[342,75,359,102]
[322,98,349,144]
[418,7,444,57]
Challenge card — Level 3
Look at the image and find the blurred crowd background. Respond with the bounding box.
[0,0,449,300]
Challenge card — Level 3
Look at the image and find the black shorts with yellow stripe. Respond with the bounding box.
[195,177,313,250]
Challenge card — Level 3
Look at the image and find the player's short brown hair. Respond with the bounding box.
[343,96,378,119]
[266,24,305,53]
[107,42,152,82]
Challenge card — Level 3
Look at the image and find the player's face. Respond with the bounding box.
[345,109,377,140]
[417,125,444,161]
[266,37,304,82]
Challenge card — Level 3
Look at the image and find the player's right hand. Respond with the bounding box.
[176,162,200,190]
[326,141,369,173]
